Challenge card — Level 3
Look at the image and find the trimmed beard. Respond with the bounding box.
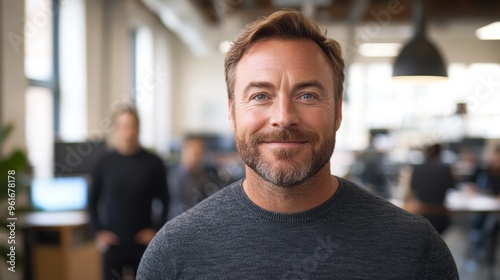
[235,126,336,188]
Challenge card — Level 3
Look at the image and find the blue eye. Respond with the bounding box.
[301,93,315,100]
[253,94,268,101]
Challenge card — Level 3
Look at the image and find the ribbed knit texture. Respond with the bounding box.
[137,177,458,279]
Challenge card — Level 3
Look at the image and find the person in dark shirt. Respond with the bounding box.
[88,104,169,280]
[408,144,455,234]
[168,135,221,219]
[468,146,500,264]
[471,146,500,196]
[352,134,391,198]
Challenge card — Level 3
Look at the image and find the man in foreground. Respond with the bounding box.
[137,9,458,279]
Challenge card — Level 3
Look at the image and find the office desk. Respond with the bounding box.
[444,190,500,213]
[20,211,101,280]
[391,190,500,214]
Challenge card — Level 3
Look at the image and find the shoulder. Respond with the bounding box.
[339,178,458,276]
[140,149,163,161]
[338,178,434,231]
[153,182,240,240]
[340,178,456,254]
[143,182,239,254]
[140,149,166,167]
[168,181,240,226]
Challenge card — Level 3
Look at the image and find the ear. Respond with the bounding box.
[334,96,343,131]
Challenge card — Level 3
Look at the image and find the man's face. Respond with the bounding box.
[229,39,342,188]
[114,112,139,146]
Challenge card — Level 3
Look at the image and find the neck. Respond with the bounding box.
[242,164,338,213]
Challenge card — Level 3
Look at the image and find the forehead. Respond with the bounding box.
[234,39,334,90]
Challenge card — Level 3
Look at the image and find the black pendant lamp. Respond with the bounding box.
[392,0,447,82]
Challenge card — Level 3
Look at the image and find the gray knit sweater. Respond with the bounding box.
[137,177,458,279]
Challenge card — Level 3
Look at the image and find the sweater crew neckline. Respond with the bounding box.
[236,177,347,223]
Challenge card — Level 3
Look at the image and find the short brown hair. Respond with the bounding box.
[224,9,345,104]
[111,103,140,127]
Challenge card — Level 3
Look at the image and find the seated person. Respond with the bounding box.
[168,135,222,219]
[407,144,455,234]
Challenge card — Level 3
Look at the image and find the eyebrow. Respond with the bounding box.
[243,81,276,95]
[243,80,326,95]
[292,80,326,93]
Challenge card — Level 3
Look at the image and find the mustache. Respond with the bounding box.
[249,129,318,145]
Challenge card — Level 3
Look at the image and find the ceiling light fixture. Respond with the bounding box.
[392,0,448,83]
[476,22,500,40]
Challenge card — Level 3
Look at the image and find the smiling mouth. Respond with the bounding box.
[262,141,307,148]
[251,129,317,148]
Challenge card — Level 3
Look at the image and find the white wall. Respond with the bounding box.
[171,42,231,136]
[0,0,27,155]
[85,0,106,142]
[84,0,180,157]
[153,27,175,156]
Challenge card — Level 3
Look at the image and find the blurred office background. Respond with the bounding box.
[1,0,500,279]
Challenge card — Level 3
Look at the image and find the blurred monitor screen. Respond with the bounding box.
[54,141,108,175]
[31,176,88,211]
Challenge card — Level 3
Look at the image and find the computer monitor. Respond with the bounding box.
[30,176,89,211]
[54,141,108,175]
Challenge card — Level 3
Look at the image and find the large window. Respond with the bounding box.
[133,27,156,149]
[25,0,55,178]
[25,0,53,81]
[25,0,87,177]
[26,87,53,177]
[338,62,500,152]
[58,0,87,142]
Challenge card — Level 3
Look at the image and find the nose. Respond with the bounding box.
[270,95,299,129]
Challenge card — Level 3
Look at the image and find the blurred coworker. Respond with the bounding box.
[89,105,169,280]
[454,148,478,183]
[168,136,221,219]
[408,144,455,235]
[468,146,500,264]
[471,146,500,195]
[138,10,457,279]
[352,134,391,198]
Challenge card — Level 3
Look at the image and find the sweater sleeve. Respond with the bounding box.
[420,222,459,279]
[137,225,175,279]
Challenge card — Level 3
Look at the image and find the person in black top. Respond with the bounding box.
[88,104,169,280]
[408,144,455,234]
[352,134,391,199]
[471,146,500,195]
